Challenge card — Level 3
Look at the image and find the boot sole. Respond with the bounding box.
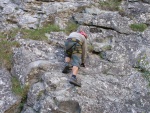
[69,80,81,87]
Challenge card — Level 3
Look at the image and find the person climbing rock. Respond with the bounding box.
[62,30,88,87]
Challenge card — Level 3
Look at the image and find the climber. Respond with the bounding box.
[62,30,88,87]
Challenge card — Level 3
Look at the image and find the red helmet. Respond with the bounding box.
[79,31,87,38]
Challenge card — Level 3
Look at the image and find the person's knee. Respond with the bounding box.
[72,61,80,68]
[65,57,71,62]
[73,66,79,69]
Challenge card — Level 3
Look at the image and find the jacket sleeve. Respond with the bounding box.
[81,39,87,63]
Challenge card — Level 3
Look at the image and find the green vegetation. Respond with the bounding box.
[11,76,30,111]
[141,69,150,86]
[0,32,20,70]
[136,67,150,87]
[20,24,61,41]
[102,45,112,51]
[65,22,79,35]
[0,22,79,69]
[99,0,122,11]
[11,76,24,95]
[0,24,62,69]
[37,90,44,100]
[88,44,94,53]
[99,51,106,59]
[130,23,147,32]
[135,55,150,86]
[0,22,80,111]
[118,8,126,17]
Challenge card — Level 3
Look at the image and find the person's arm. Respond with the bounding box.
[81,39,87,64]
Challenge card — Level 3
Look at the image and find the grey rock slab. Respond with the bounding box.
[74,11,134,34]
[0,68,20,113]
[12,39,64,85]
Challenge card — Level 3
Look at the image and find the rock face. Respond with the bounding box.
[0,68,20,113]
[0,0,91,30]
[0,0,150,113]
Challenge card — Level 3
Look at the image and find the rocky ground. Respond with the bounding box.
[0,0,150,113]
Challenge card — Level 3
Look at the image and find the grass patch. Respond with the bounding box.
[0,32,20,70]
[142,70,150,86]
[0,29,20,41]
[0,24,61,69]
[130,23,147,32]
[11,76,30,111]
[65,22,79,35]
[99,0,122,11]
[11,76,24,96]
[20,24,61,41]
[136,67,150,87]
[88,44,94,53]
[101,45,112,51]
[37,90,44,100]
[118,8,127,17]
[134,54,150,86]
[11,76,29,97]
[99,51,107,59]
[0,23,78,69]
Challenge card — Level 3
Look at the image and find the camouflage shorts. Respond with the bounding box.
[65,40,82,67]
[71,53,81,67]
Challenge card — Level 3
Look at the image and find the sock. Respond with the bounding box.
[72,75,76,78]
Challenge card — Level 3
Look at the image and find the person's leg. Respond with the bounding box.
[72,66,78,77]
[62,57,71,73]
[69,54,81,87]
[65,57,71,63]
[62,40,72,73]
[71,53,81,75]
[62,56,71,73]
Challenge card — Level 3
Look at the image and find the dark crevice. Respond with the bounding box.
[92,51,113,63]
[81,23,131,35]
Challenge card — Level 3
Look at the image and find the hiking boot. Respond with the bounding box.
[62,64,70,73]
[69,77,81,87]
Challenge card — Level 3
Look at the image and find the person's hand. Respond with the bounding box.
[81,63,85,67]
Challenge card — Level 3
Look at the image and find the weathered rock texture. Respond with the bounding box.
[0,68,20,113]
[0,0,150,113]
